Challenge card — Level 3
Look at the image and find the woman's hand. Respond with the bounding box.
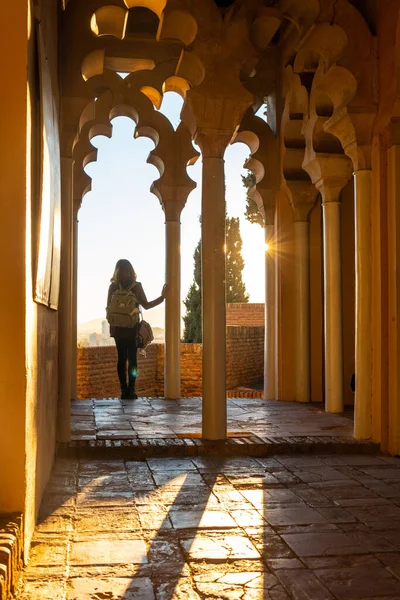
[162,284,169,299]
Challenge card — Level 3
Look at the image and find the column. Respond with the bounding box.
[322,198,343,412]
[70,210,78,400]
[354,170,372,439]
[58,158,73,441]
[197,133,230,440]
[387,144,400,455]
[294,219,311,403]
[165,220,181,399]
[264,223,275,400]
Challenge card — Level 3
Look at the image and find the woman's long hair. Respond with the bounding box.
[111,259,137,287]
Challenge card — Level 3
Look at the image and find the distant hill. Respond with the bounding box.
[78,318,105,335]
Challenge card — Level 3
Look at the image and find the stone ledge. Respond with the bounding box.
[57,436,380,460]
[0,514,23,600]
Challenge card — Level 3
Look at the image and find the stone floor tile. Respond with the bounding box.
[147,458,197,472]
[76,491,134,507]
[73,509,141,532]
[241,489,303,507]
[249,533,293,558]
[315,506,357,523]
[263,507,329,526]
[314,566,400,599]
[151,472,205,487]
[276,568,334,599]
[19,579,67,599]
[281,532,365,557]
[230,509,266,528]
[70,539,147,565]
[29,538,68,566]
[156,578,201,600]
[361,468,400,480]
[169,509,237,530]
[302,554,383,569]
[266,558,305,570]
[67,576,155,599]
[181,534,260,560]
[35,514,73,534]
[375,552,400,566]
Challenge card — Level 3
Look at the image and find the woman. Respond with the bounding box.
[107,259,167,400]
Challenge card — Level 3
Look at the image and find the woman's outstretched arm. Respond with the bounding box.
[136,283,167,310]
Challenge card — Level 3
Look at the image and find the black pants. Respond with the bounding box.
[115,336,137,391]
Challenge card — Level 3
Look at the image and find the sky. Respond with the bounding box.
[78,91,266,329]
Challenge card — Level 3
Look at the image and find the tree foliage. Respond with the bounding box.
[182,241,202,343]
[242,170,265,228]
[183,217,249,342]
[226,217,250,303]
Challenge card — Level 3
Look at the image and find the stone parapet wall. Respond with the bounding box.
[77,326,264,399]
[226,303,264,327]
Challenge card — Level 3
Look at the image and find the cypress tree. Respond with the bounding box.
[182,240,202,343]
[183,217,249,342]
[225,216,250,303]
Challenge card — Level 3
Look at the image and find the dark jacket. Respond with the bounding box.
[107,281,163,339]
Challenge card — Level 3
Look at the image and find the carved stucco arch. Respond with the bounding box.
[231,108,279,227]
[72,69,199,219]
[295,12,376,171]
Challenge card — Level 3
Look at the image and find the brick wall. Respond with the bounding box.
[77,326,264,399]
[226,303,264,327]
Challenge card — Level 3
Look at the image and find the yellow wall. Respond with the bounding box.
[0,0,29,514]
[0,0,60,556]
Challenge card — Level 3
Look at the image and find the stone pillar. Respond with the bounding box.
[165,219,181,399]
[58,158,73,441]
[70,209,78,400]
[354,169,373,439]
[264,223,275,400]
[289,183,318,403]
[294,219,311,403]
[317,178,348,413]
[197,132,231,440]
[387,144,400,455]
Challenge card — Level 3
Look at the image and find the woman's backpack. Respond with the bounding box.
[106,285,140,328]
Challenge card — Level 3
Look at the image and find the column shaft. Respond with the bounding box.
[387,145,400,455]
[322,201,344,412]
[58,158,73,441]
[201,156,227,440]
[264,224,275,400]
[354,170,372,439]
[70,215,78,400]
[165,221,181,399]
[294,220,311,403]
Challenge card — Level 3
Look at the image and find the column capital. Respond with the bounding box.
[303,154,352,203]
[286,180,319,222]
[316,176,350,204]
[195,129,234,159]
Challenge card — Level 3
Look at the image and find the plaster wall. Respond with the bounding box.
[0,0,60,556]
[24,0,60,554]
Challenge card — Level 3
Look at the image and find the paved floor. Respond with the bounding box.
[20,453,400,599]
[70,398,354,441]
